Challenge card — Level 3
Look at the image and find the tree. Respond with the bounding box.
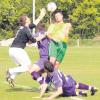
[0,0,99,40]
[69,0,99,39]
[36,0,99,39]
[0,0,31,40]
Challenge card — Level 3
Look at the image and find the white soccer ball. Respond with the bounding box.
[47,2,57,12]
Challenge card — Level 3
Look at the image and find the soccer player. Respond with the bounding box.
[28,24,50,85]
[37,10,72,69]
[47,10,72,68]
[30,10,72,90]
[6,8,46,87]
[39,61,98,100]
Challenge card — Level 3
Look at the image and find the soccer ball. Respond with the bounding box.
[47,2,57,12]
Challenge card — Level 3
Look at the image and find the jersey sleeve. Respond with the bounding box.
[47,24,54,35]
[29,23,36,29]
[25,27,36,43]
[45,75,51,84]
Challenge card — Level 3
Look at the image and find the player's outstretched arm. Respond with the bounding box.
[43,87,63,100]
[35,23,54,41]
[34,8,46,25]
[35,32,47,41]
[40,83,48,98]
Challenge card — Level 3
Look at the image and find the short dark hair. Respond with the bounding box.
[52,10,63,16]
[44,61,54,72]
[19,15,27,26]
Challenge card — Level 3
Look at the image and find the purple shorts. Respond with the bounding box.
[35,57,48,70]
[62,86,76,97]
[62,75,76,96]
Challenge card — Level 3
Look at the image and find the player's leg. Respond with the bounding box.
[76,83,89,90]
[29,64,44,84]
[55,42,67,68]
[76,91,88,97]
[76,83,98,95]
[62,87,87,97]
[29,58,48,84]
[6,47,21,86]
[49,41,57,66]
[7,48,20,79]
[54,61,60,68]
[49,57,56,66]
[7,48,31,86]
[9,48,31,75]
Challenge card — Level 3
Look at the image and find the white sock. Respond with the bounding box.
[89,86,92,90]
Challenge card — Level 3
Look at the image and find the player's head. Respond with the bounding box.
[53,10,63,22]
[44,61,54,73]
[36,23,45,32]
[19,15,31,26]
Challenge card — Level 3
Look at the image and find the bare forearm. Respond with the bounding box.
[40,84,48,97]
[34,16,44,25]
[47,89,62,100]
[35,33,46,41]
[34,8,46,25]
[40,89,46,98]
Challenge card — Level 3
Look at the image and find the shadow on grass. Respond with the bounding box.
[5,86,40,92]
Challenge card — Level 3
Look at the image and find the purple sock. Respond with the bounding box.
[78,83,89,90]
[31,71,44,84]
[31,71,40,80]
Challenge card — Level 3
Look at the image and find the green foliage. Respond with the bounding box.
[0,0,99,39]
[0,0,32,40]
[69,0,99,38]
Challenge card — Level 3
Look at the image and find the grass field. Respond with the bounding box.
[0,46,100,100]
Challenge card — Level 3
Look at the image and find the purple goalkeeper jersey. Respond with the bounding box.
[34,30,49,58]
[37,37,49,58]
[45,69,76,96]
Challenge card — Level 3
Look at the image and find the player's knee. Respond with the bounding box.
[31,71,40,80]
[50,57,56,65]
[33,76,37,80]
[55,61,60,68]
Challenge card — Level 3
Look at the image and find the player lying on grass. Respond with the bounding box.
[6,8,46,87]
[39,61,98,100]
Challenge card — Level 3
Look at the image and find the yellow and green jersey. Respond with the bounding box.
[47,23,68,42]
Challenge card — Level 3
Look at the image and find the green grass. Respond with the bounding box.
[68,39,100,47]
[0,46,100,100]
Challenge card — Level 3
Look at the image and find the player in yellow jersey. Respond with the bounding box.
[36,10,72,69]
[46,10,72,68]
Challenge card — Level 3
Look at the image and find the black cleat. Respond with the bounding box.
[6,70,14,87]
[91,87,98,96]
[79,91,87,97]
